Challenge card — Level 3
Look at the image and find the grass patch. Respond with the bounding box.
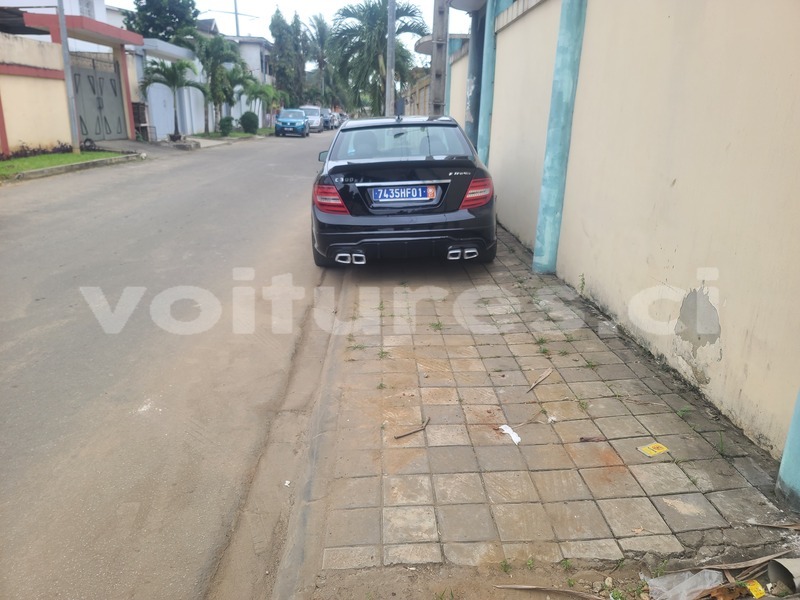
[0,151,118,180]
[191,131,254,139]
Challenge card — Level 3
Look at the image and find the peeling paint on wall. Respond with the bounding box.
[674,286,722,386]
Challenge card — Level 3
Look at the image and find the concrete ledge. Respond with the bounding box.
[13,153,144,181]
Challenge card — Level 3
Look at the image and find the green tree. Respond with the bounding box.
[237,81,278,124]
[124,0,199,42]
[140,59,205,139]
[270,9,307,106]
[332,0,427,115]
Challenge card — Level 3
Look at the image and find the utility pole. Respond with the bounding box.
[233,0,240,36]
[57,0,80,153]
[430,0,448,115]
[385,0,396,116]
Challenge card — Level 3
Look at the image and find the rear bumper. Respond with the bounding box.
[312,207,496,261]
[276,125,306,136]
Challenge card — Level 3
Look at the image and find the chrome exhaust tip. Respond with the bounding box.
[335,253,352,264]
[463,248,479,260]
[447,248,462,260]
[351,253,366,265]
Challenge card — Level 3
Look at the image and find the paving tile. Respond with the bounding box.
[509,343,543,357]
[503,542,563,563]
[484,356,520,371]
[595,416,649,439]
[475,446,528,471]
[443,542,505,566]
[585,398,632,418]
[545,400,588,421]
[426,424,471,446]
[594,364,637,381]
[428,446,479,473]
[706,488,786,525]
[521,445,575,471]
[450,358,485,372]
[495,386,534,404]
[564,442,624,468]
[329,476,381,509]
[322,546,381,569]
[383,448,430,475]
[437,504,498,542]
[545,501,612,540]
[550,354,589,368]
[580,467,644,499]
[443,334,475,346]
[326,508,381,546]
[732,456,776,487]
[383,506,438,543]
[478,345,512,358]
[336,449,382,477]
[492,503,555,541]
[623,396,673,415]
[598,498,671,537]
[559,367,601,383]
[483,471,539,504]
[420,387,459,404]
[608,379,654,397]
[383,543,443,565]
[516,423,560,446]
[652,493,728,531]
[517,355,559,370]
[458,387,499,404]
[569,381,614,399]
[447,345,480,359]
[532,470,592,502]
[702,431,753,458]
[658,433,720,461]
[383,475,434,506]
[609,437,673,464]
[572,339,610,353]
[454,372,493,387]
[679,459,750,492]
[423,371,461,387]
[463,405,505,424]
[433,473,487,504]
[534,383,577,402]
[582,351,623,365]
[336,426,383,450]
[618,535,684,556]
[553,419,603,443]
[560,540,623,560]
[642,377,672,394]
[422,404,466,425]
[638,413,695,436]
[629,463,698,495]
[468,424,512,446]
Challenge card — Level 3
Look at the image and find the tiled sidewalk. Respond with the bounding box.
[316,229,797,571]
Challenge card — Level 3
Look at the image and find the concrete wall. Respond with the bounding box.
[554,0,800,456]
[447,51,468,127]
[0,32,71,152]
[488,0,560,248]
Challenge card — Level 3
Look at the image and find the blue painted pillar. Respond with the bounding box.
[777,391,800,511]
[464,11,484,147]
[532,0,587,274]
[476,0,497,165]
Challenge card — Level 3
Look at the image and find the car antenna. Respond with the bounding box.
[395,114,402,122]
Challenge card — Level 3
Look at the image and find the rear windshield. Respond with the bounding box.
[280,110,304,119]
[302,107,321,116]
[328,125,473,161]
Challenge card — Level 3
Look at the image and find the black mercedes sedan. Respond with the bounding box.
[311,116,497,267]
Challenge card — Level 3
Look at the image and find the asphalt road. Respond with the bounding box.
[0,132,336,599]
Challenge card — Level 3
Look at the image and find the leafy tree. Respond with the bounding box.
[332,0,427,115]
[124,0,199,42]
[140,59,205,139]
[270,9,307,106]
[237,81,278,124]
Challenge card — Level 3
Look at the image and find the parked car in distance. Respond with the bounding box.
[321,108,334,130]
[300,105,323,133]
[311,115,497,267]
[275,109,309,137]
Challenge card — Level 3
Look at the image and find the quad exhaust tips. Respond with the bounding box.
[447,246,479,261]
[335,252,366,265]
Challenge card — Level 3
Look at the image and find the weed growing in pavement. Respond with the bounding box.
[653,559,669,577]
[540,346,551,356]
[535,336,548,345]
[434,591,455,600]
[378,349,390,360]
[559,350,569,356]
[717,432,726,455]
[567,579,576,588]
[585,359,598,369]
[579,400,589,412]
[610,589,624,600]
[429,320,444,331]
[579,273,586,295]
[376,301,385,313]
[348,343,366,351]
[377,382,386,390]
[676,406,693,417]
[564,333,575,342]
[500,559,512,574]
[526,557,535,570]
[559,558,574,572]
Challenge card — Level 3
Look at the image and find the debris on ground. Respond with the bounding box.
[393,416,430,439]
[527,367,553,392]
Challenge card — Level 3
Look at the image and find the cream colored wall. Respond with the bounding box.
[0,33,71,152]
[448,53,468,128]
[489,0,560,248]
[557,0,800,456]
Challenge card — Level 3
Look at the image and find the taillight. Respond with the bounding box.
[460,177,494,209]
[313,183,349,214]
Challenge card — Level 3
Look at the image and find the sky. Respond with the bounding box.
[113,1,471,45]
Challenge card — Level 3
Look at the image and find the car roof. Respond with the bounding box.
[339,116,459,131]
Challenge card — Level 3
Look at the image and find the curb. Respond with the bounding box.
[10,153,145,182]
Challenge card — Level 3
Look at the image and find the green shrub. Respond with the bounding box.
[240,111,259,134]
[219,117,234,137]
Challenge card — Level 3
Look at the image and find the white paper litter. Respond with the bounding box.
[499,425,521,445]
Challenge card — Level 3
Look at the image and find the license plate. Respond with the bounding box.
[371,185,436,202]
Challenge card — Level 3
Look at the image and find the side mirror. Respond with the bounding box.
[318,150,328,162]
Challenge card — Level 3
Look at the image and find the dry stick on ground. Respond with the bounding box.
[526,367,553,393]
[668,550,789,574]
[514,408,545,428]
[393,417,430,440]
[494,585,603,599]
[752,522,800,531]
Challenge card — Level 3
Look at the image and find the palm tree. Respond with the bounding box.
[306,14,331,103]
[332,0,428,115]
[237,81,278,125]
[140,59,205,140]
